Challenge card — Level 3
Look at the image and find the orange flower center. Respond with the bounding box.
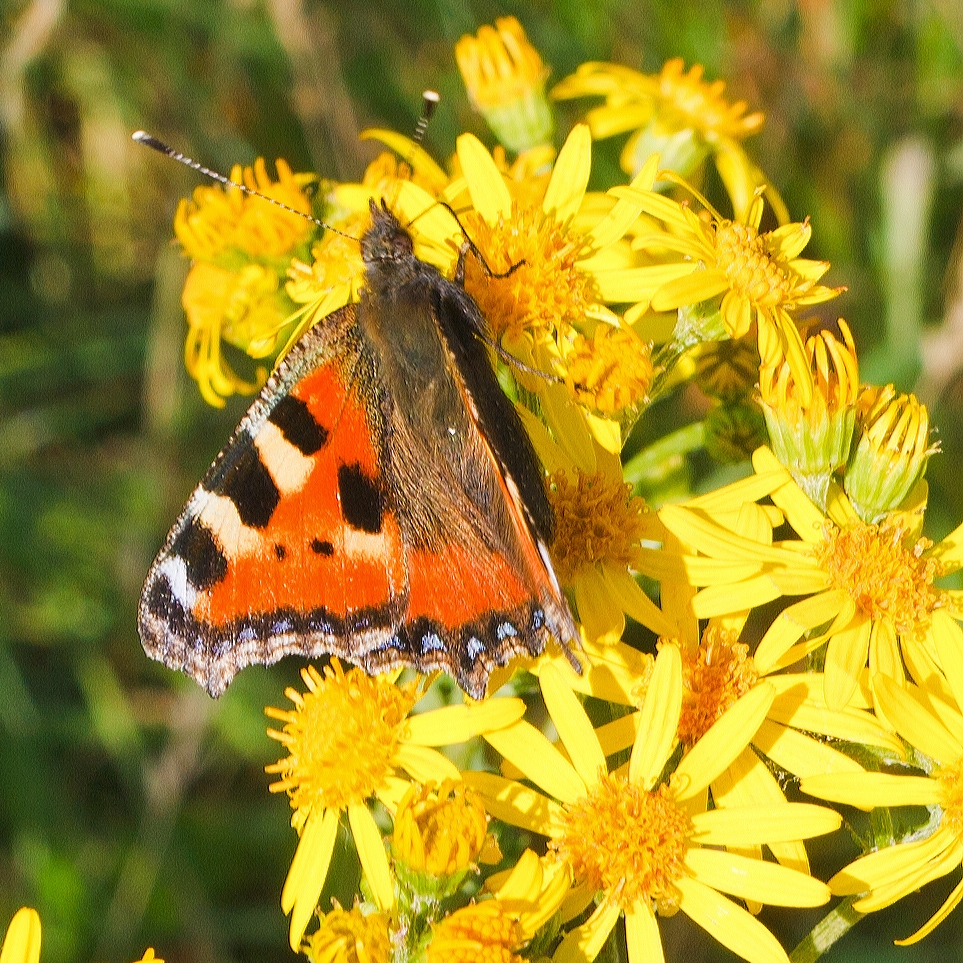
[674,631,759,746]
[551,775,689,908]
[266,661,416,818]
[548,469,647,583]
[462,204,594,342]
[815,522,940,635]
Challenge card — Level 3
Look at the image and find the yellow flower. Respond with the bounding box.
[302,905,390,963]
[172,156,318,404]
[609,184,842,406]
[552,59,771,218]
[846,384,936,523]
[563,323,653,418]
[801,673,963,945]
[467,653,837,963]
[759,320,860,507]
[657,445,963,712]
[392,779,490,878]
[265,660,526,949]
[175,157,316,264]
[181,261,292,407]
[427,900,524,963]
[517,416,670,646]
[455,17,553,153]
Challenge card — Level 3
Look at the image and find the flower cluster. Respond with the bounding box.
[147,15,963,963]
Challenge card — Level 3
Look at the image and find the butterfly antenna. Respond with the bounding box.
[131,130,351,238]
[413,90,440,146]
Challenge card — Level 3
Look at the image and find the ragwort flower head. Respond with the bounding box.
[173,157,319,405]
[657,446,963,713]
[553,59,764,182]
[455,16,553,153]
[803,672,963,945]
[455,125,654,352]
[266,660,525,949]
[760,320,860,508]
[467,653,838,963]
[302,905,390,963]
[610,185,843,406]
[846,384,937,523]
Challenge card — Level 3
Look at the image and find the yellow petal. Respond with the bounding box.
[393,742,460,783]
[659,506,801,565]
[875,673,963,764]
[690,803,840,846]
[0,910,41,963]
[630,644,682,789]
[896,874,963,945]
[751,447,825,541]
[541,662,607,789]
[831,827,956,901]
[485,720,586,804]
[553,899,622,963]
[404,698,526,745]
[753,592,847,674]
[456,133,511,222]
[543,124,591,224]
[652,270,730,313]
[588,155,658,250]
[348,803,393,911]
[625,901,664,963]
[800,771,940,810]
[684,849,830,907]
[282,806,338,949]
[673,684,775,802]
[575,567,626,646]
[753,720,865,777]
[692,575,783,619]
[463,771,564,835]
[824,618,871,710]
[603,564,677,636]
[676,876,790,963]
[931,611,963,713]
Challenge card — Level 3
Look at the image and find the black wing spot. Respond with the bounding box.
[338,463,384,533]
[310,538,334,556]
[206,446,281,529]
[171,522,228,589]
[268,395,329,455]
[274,543,287,560]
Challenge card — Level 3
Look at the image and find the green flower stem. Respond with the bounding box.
[789,895,865,963]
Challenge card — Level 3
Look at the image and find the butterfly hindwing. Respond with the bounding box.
[139,202,578,698]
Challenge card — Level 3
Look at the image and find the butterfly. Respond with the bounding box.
[138,198,580,699]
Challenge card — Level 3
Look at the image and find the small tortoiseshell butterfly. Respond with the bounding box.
[139,196,579,698]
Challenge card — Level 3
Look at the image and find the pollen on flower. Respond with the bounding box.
[669,631,759,747]
[714,220,802,309]
[814,521,941,635]
[565,325,653,415]
[427,901,523,963]
[302,905,390,963]
[462,205,596,343]
[548,469,647,584]
[938,760,963,836]
[265,660,417,820]
[393,780,489,877]
[550,775,689,908]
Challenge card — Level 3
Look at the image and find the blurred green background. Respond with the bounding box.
[3,1,963,962]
